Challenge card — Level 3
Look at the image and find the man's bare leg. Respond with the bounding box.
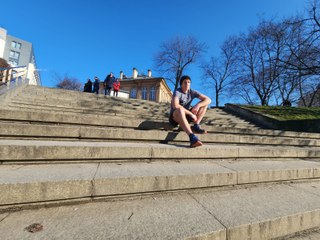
[172,108,202,147]
[191,105,209,134]
[194,106,207,125]
[172,108,193,135]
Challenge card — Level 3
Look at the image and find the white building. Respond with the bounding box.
[0,27,41,85]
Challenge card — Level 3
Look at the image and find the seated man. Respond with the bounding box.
[169,75,211,147]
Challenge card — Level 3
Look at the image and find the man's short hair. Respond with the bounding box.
[180,75,191,86]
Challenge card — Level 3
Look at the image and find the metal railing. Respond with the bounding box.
[0,66,29,95]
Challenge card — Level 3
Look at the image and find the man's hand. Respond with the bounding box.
[191,105,200,115]
[190,113,197,122]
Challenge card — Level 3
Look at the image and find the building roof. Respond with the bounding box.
[120,76,172,94]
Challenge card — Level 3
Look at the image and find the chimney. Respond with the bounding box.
[120,71,123,80]
[133,68,138,79]
[148,69,152,77]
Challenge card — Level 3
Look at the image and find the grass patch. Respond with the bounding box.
[240,105,320,121]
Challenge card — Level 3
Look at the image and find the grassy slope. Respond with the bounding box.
[240,105,320,121]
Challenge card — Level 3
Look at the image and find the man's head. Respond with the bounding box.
[180,75,191,86]
[180,75,191,91]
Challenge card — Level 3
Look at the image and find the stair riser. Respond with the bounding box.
[1,144,320,161]
[228,211,320,240]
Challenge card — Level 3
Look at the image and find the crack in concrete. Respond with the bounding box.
[150,145,154,161]
[188,192,228,233]
[90,163,100,197]
[215,161,239,184]
[0,213,10,223]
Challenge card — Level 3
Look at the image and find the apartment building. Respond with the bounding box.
[0,27,41,85]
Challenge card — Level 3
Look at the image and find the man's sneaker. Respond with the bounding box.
[191,124,207,134]
[189,134,203,148]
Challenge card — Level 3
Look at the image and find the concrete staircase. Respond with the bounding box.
[1,85,320,239]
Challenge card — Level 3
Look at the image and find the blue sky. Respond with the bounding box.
[0,0,308,104]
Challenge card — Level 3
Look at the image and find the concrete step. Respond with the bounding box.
[17,85,170,108]
[11,95,171,113]
[2,180,320,239]
[7,102,170,120]
[11,96,255,122]
[6,86,171,119]
[1,122,320,147]
[8,100,255,127]
[16,90,170,103]
[2,108,320,139]
[1,160,320,209]
[0,108,174,130]
[11,86,256,124]
[6,104,255,130]
[2,85,263,127]
[1,140,320,163]
[11,95,248,120]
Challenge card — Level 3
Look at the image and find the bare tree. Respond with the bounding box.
[201,0,320,107]
[277,0,320,106]
[55,73,82,91]
[0,58,10,68]
[276,69,300,105]
[279,0,320,74]
[154,36,207,91]
[231,20,286,106]
[297,75,320,106]
[201,36,237,107]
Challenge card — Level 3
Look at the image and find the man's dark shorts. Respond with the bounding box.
[169,108,194,127]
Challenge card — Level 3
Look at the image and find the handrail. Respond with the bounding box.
[0,66,29,95]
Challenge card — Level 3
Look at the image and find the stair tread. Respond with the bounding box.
[2,160,319,184]
[2,181,320,239]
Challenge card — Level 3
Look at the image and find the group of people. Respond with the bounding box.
[83,72,121,96]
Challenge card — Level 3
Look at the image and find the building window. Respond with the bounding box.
[10,50,20,59]
[141,87,147,100]
[8,58,19,66]
[130,88,137,98]
[150,86,156,101]
[11,41,22,49]
[9,50,20,66]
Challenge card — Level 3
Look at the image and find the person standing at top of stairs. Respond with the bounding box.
[169,75,211,148]
[93,76,100,94]
[113,78,120,97]
[83,78,93,93]
[104,72,115,96]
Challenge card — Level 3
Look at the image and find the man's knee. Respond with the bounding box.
[174,108,185,116]
[173,108,186,121]
[202,106,209,111]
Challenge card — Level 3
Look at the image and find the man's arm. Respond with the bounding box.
[171,96,197,121]
[191,94,211,115]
